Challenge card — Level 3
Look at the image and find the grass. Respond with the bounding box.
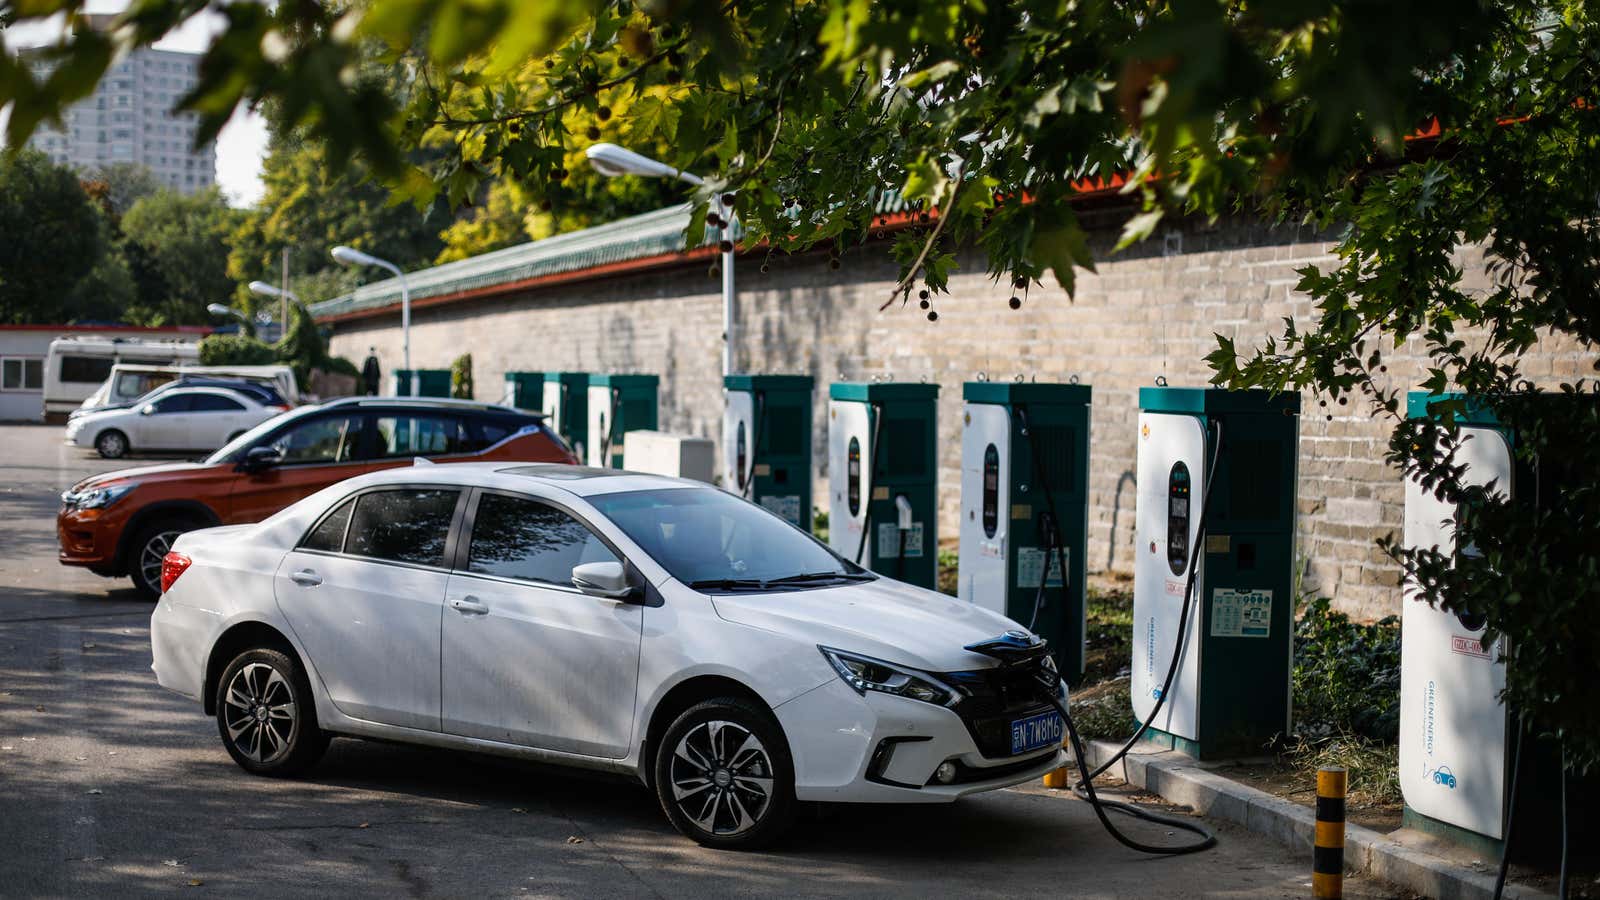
[1283,731,1402,808]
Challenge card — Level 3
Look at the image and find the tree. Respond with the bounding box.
[119,188,243,326]
[4,0,1597,770]
[0,148,115,323]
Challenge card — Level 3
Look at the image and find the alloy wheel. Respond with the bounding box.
[97,431,126,457]
[668,720,775,836]
[139,530,184,594]
[221,662,298,764]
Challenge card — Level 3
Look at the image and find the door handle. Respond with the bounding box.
[290,569,322,587]
[449,595,489,615]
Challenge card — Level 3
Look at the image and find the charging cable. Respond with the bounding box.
[737,391,766,498]
[852,402,885,567]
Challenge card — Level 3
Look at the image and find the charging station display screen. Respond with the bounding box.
[847,436,861,516]
[1167,461,1192,576]
[982,443,999,538]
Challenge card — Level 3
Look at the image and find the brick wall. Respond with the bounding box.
[327,213,1594,620]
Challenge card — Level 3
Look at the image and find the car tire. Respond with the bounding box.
[128,518,200,599]
[214,647,329,777]
[653,697,797,850]
[95,429,129,459]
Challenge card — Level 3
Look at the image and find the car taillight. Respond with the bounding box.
[269,404,290,411]
[160,552,192,594]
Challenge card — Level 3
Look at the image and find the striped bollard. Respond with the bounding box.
[1314,766,1347,899]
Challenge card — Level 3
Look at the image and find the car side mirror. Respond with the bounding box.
[572,561,638,601]
[140,404,155,416]
[238,446,282,473]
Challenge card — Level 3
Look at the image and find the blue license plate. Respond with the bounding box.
[1009,710,1063,755]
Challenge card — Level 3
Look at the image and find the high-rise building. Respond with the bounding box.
[24,16,217,194]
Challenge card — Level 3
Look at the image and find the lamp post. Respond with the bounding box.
[585,142,735,377]
[205,302,269,338]
[247,280,300,343]
[331,246,411,374]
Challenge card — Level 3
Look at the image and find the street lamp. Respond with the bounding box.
[331,246,411,374]
[205,302,268,337]
[585,142,735,377]
[248,280,298,342]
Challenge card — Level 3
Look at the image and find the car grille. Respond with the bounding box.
[940,660,1058,760]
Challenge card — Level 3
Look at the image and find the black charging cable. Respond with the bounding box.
[1077,419,1224,786]
[1016,406,1072,641]
[852,402,885,567]
[737,391,766,498]
[1494,714,1526,900]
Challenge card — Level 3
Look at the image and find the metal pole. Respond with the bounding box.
[721,199,735,378]
[279,247,288,342]
[397,269,411,375]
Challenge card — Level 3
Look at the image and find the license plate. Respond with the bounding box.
[1009,710,1063,755]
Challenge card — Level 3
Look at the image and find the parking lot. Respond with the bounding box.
[0,422,1406,898]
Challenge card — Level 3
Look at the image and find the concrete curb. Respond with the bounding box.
[1082,740,1554,900]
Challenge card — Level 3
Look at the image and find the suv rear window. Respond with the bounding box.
[374,414,470,458]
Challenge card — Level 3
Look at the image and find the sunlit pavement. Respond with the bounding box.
[0,423,1407,898]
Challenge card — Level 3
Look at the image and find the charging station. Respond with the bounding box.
[504,371,540,409]
[390,369,452,398]
[1131,387,1300,759]
[540,371,589,463]
[587,374,658,468]
[723,374,814,529]
[827,382,938,589]
[958,381,1092,683]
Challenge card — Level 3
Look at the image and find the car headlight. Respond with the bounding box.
[819,646,955,706]
[61,484,135,511]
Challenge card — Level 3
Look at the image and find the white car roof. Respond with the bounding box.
[157,385,262,404]
[345,461,704,498]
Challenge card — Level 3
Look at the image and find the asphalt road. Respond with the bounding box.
[0,423,1408,898]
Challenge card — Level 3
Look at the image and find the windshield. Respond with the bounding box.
[588,487,868,589]
[204,405,315,463]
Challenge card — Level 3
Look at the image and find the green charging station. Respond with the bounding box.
[539,371,590,461]
[826,382,939,590]
[391,369,452,398]
[724,375,814,530]
[1131,387,1300,759]
[504,371,542,409]
[958,381,1092,684]
[587,374,658,468]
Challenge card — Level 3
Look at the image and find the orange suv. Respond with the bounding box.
[59,396,578,597]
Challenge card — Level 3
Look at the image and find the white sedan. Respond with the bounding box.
[150,463,1066,848]
[65,386,284,458]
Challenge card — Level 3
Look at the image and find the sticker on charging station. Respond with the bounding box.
[876,522,925,558]
[1210,588,1272,638]
[759,494,802,526]
[1016,547,1066,588]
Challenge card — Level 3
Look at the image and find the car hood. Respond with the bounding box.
[69,460,222,492]
[709,578,1027,673]
[70,402,133,418]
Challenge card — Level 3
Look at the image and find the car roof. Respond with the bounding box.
[344,461,704,498]
[320,396,532,417]
[158,385,259,402]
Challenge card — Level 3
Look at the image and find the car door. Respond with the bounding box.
[227,412,370,523]
[185,392,250,449]
[136,393,197,449]
[441,489,644,758]
[273,486,463,732]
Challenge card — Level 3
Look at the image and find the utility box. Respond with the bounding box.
[541,371,590,464]
[958,381,1092,683]
[504,371,542,409]
[724,374,814,529]
[1397,392,1595,857]
[1131,387,1300,759]
[826,382,939,589]
[587,374,659,468]
[624,431,716,483]
[393,369,452,398]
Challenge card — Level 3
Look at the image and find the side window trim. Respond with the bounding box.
[295,484,468,573]
[453,487,634,590]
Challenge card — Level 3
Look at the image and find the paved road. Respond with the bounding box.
[0,423,1407,898]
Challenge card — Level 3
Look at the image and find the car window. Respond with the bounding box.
[345,489,459,567]
[467,493,619,586]
[374,414,469,458]
[300,497,354,552]
[151,394,194,414]
[268,415,360,464]
[60,356,114,384]
[189,393,246,412]
[470,419,515,450]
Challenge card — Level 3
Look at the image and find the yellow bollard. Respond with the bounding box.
[1042,734,1071,788]
[1314,766,1347,899]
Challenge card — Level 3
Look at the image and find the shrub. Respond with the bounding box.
[450,353,473,399]
[1292,597,1401,743]
[198,333,276,366]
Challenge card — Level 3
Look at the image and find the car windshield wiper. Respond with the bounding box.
[688,578,774,591]
[764,571,876,585]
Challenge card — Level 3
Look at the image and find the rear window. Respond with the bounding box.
[189,394,245,412]
[60,356,114,384]
[345,489,459,567]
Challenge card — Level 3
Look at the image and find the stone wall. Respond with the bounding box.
[326,213,1594,620]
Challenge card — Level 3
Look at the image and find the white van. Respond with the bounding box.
[43,337,201,419]
[74,363,300,415]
